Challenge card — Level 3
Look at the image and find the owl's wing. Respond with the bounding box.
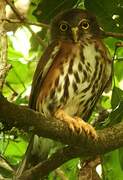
[29,40,60,109]
[16,41,61,175]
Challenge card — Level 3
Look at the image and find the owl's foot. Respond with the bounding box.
[54,109,97,139]
[74,117,97,139]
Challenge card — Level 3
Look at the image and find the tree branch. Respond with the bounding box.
[0,93,123,148]
[0,93,91,145]
[16,146,81,180]
[1,93,123,179]
[0,1,11,90]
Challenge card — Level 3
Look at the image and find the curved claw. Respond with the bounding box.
[54,109,98,140]
[74,117,98,139]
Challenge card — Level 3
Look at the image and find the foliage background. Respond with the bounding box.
[0,0,123,179]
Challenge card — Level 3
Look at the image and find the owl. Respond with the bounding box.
[29,8,112,138]
[17,8,112,177]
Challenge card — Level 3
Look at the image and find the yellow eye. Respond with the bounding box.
[80,19,89,29]
[59,23,68,31]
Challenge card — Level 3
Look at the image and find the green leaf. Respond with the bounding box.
[119,147,123,170]
[0,137,27,165]
[85,0,123,33]
[108,87,123,125]
[33,0,79,23]
[102,150,123,180]
[111,87,123,109]
[109,100,123,125]
[114,61,123,83]
[49,158,79,179]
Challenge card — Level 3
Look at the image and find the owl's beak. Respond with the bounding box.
[71,27,78,42]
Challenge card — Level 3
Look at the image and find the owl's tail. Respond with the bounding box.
[14,135,57,179]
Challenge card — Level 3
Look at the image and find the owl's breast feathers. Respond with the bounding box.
[30,39,112,120]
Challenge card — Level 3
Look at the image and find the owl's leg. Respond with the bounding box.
[54,109,97,139]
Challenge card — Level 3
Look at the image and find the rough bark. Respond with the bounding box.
[0,93,123,178]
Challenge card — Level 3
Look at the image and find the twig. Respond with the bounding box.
[5,0,47,48]
[102,31,123,39]
[78,157,101,180]
[114,57,123,62]
[91,110,110,127]
[2,18,50,28]
[115,41,123,47]
[26,25,47,48]
[0,1,11,90]
[0,155,14,172]
[5,0,24,21]
[6,81,18,96]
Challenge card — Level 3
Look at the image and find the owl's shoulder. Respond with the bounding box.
[29,40,60,109]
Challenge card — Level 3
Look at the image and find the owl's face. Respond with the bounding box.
[51,9,101,42]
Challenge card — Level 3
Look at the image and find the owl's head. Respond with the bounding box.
[51,9,101,42]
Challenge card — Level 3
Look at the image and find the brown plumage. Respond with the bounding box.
[29,9,112,138]
[17,9,112,176]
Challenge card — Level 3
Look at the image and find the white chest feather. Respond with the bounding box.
[38,42,111,119]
